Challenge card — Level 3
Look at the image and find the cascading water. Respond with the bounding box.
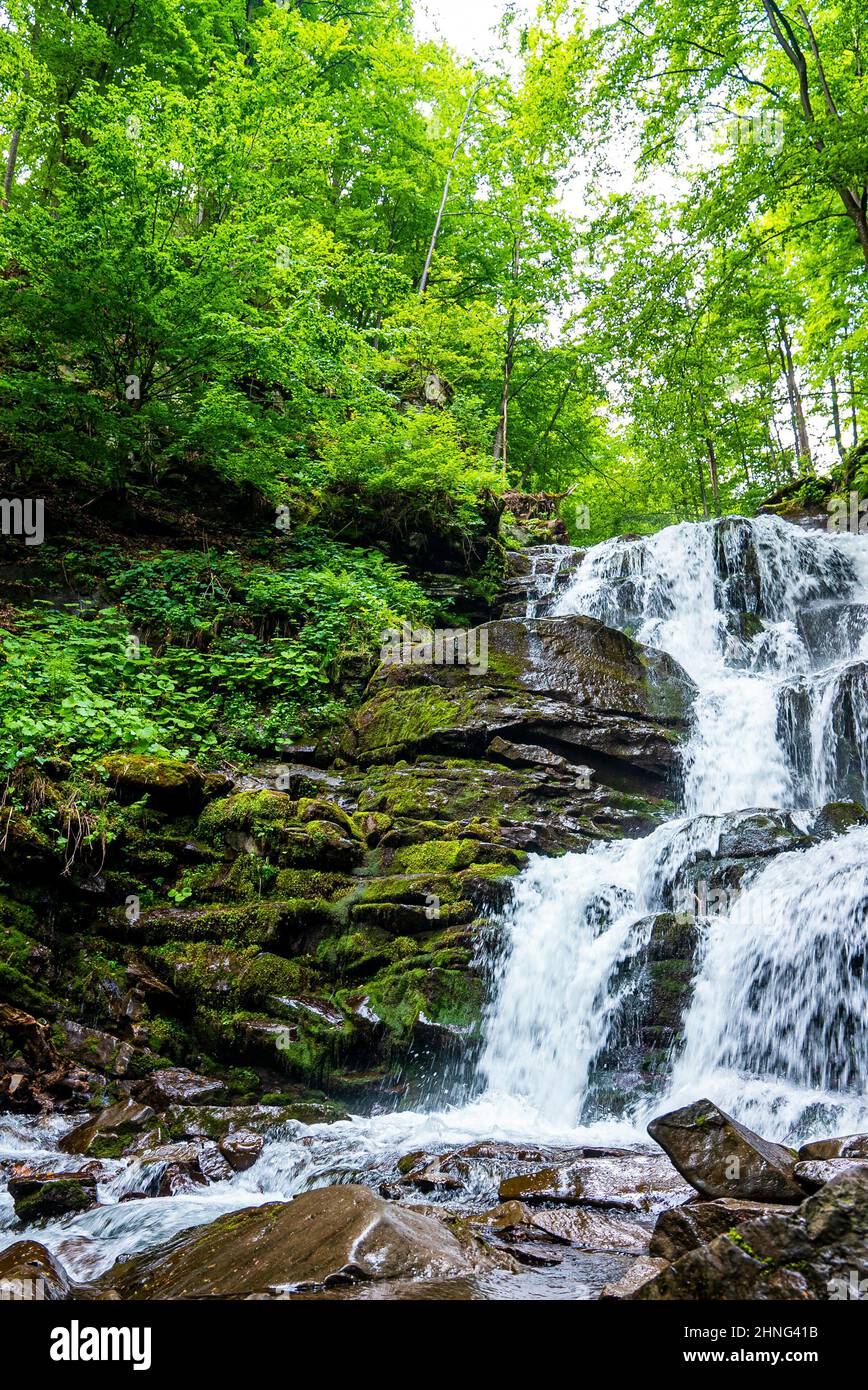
[477,515,868,1142]
[4,513,867,1285]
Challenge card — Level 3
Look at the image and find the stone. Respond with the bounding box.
[794,1158,868,1192]
[135,1139,232,1192]
[219,1129,264,1172]
[0,1240,72,1301]
[647,1098,805,1203]
[649,1197,793,1262]
[8,1166,100,1221]
[55,1021,134,1077]
[600,1256,669,1300]
[498,1153,689,1210]
[102,1185,502,1298]
[348,615,695,784]
[476,1201,650,1254]
[809,801,868,841]
[136,1067,227,1108]
[798,1133,868,1161]
[59,1098,155,1157]
[96,755,212,810]
[632,1168,868,1301]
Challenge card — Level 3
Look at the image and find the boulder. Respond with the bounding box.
[54,1021,134,1077]
[0,1241,72,1301]
[102,1185,502,1298]
[8,1166,100,1221]
[164,1100,347,1139]
[649,1197,793,1262]
[809,801,868,841]
[132,1139,233,1194]
[498,1153,690,1210]
[474,1201,649,1254]
[219,1129,264,1172]
[96,755,222,810]
[600,1256,669,1300]
[633,1168,868,1300]
[348,615,695,784]
[798,1133,868,1162]
[647,1099,805,1203]
[136,1067,227,1108]
[794,1158,868,1192]
[59,1098,155,1157]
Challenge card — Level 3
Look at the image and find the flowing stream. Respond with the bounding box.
[3,513,867,1284]
[480,516,868,1140]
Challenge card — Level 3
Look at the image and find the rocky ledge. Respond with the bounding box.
[1,560,696,1115]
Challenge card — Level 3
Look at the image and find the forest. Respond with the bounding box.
[0,0,867,1324]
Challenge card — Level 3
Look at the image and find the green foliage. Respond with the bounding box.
[0,534,434,768]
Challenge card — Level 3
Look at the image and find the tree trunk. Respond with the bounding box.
[777,319,812,470]
[761,1,868,270]
[696,454,709,519]
[493,308,517,476]
[2,128,21,211]
[493,237,522,477]
[830,373,846,460]
[418,83,480,297]
[848,357,859,448]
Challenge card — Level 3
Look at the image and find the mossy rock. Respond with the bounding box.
[118,900,329,948]
[13,1179,97,1223]
[274,869,356,902]
[356,964,484,1042]
[810,800,868,840]
[350,899,474,934]
[297,798,354,836]
[98,755,217,810]
[198,791,300,842]
[0,899,54,1013]
[388,838,525,875]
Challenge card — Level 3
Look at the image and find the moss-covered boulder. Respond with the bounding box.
[346,615,694,784]
[97,755,225,811]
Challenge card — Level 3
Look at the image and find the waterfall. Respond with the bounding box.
[477,515,868,1142]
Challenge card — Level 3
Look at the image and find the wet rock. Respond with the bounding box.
[809,801,868,841]
[798,1132,868,1161]
[165,1099,348,1139]
[632,1168,868,1300]
[0,1071,38,1111]
[498,1153,689,1210]
[474,1200,650,1254]
[649,1197,793,1262]
[349,615,695,783]
[135,1139,232,1194]
[55,1021,134,1077]
[59,1098,155,1157]
[398,1152,466,1193]
[8,1165,100,1221]
[0,1240,72,1300]
[0,1003,58,1074]
[794,1158,868,1192]
[647,1099,805,1203]
[600,1256,669,1300]
[219,1129,264,1172]
[103,1185,504,1297]
[136,1067,227,1108]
